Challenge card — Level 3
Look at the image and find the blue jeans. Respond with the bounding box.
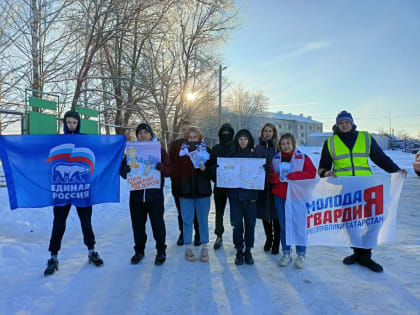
[180,197,210,244]
[274,196,306,256]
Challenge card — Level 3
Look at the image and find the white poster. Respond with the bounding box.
[285,173,404,248]
[126,141,161,190]
[216,157,266,190]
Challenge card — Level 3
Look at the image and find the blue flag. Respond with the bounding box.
[0,135,126,210]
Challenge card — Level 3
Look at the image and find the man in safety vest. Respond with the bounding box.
[318,110,407,272]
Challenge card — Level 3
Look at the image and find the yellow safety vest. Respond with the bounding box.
[327,131,372,176]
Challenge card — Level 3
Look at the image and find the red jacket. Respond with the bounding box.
[268,151,316,199]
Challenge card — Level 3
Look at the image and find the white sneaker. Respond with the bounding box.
[278,253,292,267]
[294,255,305,269]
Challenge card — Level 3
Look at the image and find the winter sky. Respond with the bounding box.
[223,0,420,137]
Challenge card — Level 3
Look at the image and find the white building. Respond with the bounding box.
[252,111,323,145]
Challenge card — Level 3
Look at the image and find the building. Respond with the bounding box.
[252,111,323,145]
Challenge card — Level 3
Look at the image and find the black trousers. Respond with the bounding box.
[229,199,257,250]
[262,219,281,243]
[174,195,200,240]
[48,204,95,255]
[130,199,166,253]
[214,187,228,237]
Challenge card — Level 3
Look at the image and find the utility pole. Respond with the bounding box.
[218,65,227,126]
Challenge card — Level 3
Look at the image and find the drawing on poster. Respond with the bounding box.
[126,142,161,190]
[217,157,265,190]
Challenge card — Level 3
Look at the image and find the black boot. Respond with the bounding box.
[177,234,184,246]
[244,249,254,265]
[343,248,359,265]
[213,236,223,250]
[88,251,104,266]
[357,250,383,272]
[235,250,244,265]
[155,250,166,266]
[271,239,280,255]
[131,251,144,264]
[44,258,58,276]
[262,220,272,251]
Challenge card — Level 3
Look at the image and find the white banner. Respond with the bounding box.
[126,142,161,190]
[285,173,405,248]
[216,157,265,190]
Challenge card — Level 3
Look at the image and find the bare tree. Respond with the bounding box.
[141,0,237,143]
[226,84,268,131]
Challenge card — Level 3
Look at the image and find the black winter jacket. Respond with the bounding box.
[254,137,278,220]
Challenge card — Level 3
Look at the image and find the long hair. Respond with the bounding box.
[260,122,279,150]
[183,126,203,142]
[279,133,296,152]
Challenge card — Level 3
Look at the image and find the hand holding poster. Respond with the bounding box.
[285,173,405,248]
[126,141,161,190]
[217,157,265,190]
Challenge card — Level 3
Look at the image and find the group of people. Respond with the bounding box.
[44,110,406,276]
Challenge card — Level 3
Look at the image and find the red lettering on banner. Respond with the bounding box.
[333,209,342,222]
[307,214,313,228]
[342,207,352,222]
[353,205,363,220]
[364,185,384,217]
[314,212,322,226]
[323,210,332,224]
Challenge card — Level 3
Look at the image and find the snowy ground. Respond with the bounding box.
[0,148,419,315]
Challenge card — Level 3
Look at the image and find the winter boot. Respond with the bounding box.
[155,250,166,266]
[199,246,209,262]
[131,251,144,264]
[235,250,244,266]
[185,247,197,262]
[88,251,104,266]
[263,220,273,251]
[343,253,359,265]
[294,255,305,269]
[213,236,223,250]
[271,238,280,255]
[44,258,58,276]
[244,249,254,265]
[357,251,383,273]
[278,253,292,267]
[177,234,184,246]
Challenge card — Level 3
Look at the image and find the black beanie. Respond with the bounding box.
[136,123,154,138]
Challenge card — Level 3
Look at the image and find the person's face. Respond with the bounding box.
[238,136,249,149]
[280,138,294,153]
[337,120,353,133]
[188,131,199,142]
[263,126,274,140]
[137,129,152,141]
[66,117,78,131]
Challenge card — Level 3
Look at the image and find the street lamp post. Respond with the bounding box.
[218,65,227,126]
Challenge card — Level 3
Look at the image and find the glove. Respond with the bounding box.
[156,162,162,170]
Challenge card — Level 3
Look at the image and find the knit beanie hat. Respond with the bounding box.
[136,123,154,138]
[336,111,354,125]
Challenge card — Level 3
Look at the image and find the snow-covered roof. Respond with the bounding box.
[308,132,332,137]
[260,111,322,124]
